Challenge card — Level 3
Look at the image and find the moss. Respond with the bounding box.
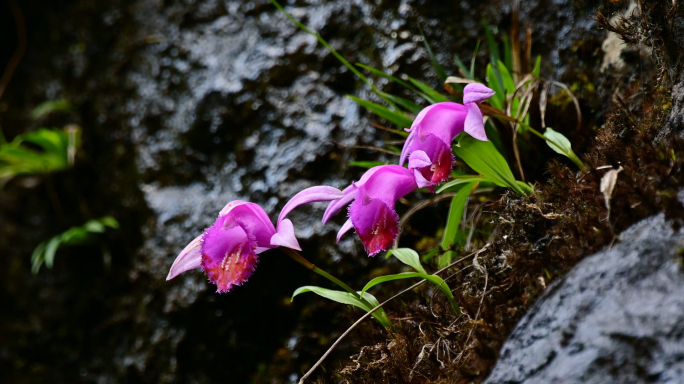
[322,4,684,383]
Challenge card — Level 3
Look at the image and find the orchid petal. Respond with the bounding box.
[270,219,302,251]
[336,218,354,243]
[413,103,467,144]
[464,102,488,141]
[463,83,495,104]
[408,150,432,170]
[399,129,418,166]
[413,169,433,189]
[349,197,400,256]
[225,203,276,246]
[323,188,358,224]
[167,235,203,280]
[201,225,258,293]
[359,165,417,207]
[277,186,344,225]
[218,200,250,217]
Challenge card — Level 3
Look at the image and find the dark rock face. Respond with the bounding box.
[0,0,614,382]
[484,207,684,383]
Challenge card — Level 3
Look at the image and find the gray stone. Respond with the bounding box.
[484,212,684,384]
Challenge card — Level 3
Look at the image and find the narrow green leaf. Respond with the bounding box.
[348,95,413,128]
[532,55,542,78]
[291,286,392,328]
[441,182,476,250]
[502,33,513,71]
[497,60,515,94]
[361,272,461,314]
[469,40,481,80]
[454,55,471,80]
[543,127,584,168]
[436,176,489,193]
[486,64,504,110]
[421,246,441,262]
[44,236,62,269]
[31,100,72,120]
[453,134,528,196]
[419,26,448,82]
[407,77,450,103]
[355,63,421,94]
[31,241,47,274]
[387,248,427,274]
[349,161,387,169]
[482,19,501,65]
[378,91,423,114]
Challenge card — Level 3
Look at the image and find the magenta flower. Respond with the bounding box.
[320,165,418,256]
[400,83,495,188]
[165,201,299,293]
[167,187,344,293]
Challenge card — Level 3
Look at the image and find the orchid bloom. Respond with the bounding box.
[320,165,418,256]
[166,201,300,293]
[167,187,344,293]
[400,83,495,188]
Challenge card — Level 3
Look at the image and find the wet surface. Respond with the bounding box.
[0,0,621,382]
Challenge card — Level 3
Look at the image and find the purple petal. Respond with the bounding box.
[218,200,250,217]
[464,102,488,141]
[222,203,276,247]
[277,186,344,225]
[167,234,203,280]
[322,187,358,224]
[201,225,258,293]
[359,165,417,208]
[270,219,302,251]
[414,103,467,144]
[336,218,354,243]
[413,169,432,189]
[349,195,400,256]
[399,128,418,166]
[463,83,495,104]
[408,150,432,170]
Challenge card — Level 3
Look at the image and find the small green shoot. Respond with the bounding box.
[292,286,393,329]
[543,127,584,169]
[31,216,119,273]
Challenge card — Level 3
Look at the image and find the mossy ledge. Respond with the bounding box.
[327,2,684,383]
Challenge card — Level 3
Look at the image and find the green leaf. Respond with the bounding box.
[543,127,584,168]
[386,248,427,274]
[469,40,481,80]
[355,63,422,95]
[497,60,515,95]
[532,55,542,78]
[407,77,450,103]
[348,95,413,128]
[378,91,423,114]
[502,33,513,71]
[441,182,476,250]
[454,55,471,80]
[30,217,120,273]
[436,175,489,193]
[361,272,461,315]
[292,286,392,328]
[31,100,72,120]
[486,64,504,110]
[419,27,448,82]
[453,134,529,196]
[349,161,387,169]
[482,19,501,65]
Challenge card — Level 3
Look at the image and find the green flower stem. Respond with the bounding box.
[267,0,400,111]
[280,247,363,301]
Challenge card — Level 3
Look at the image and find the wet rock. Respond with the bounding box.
[484,202,684,383]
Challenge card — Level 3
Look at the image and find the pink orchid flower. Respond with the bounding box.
[167,188,343,293]
[320,165,418,256]
[400,83,495,188]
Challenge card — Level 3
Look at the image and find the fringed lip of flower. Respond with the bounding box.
[400,83,495,188]
[322,165,418,256]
